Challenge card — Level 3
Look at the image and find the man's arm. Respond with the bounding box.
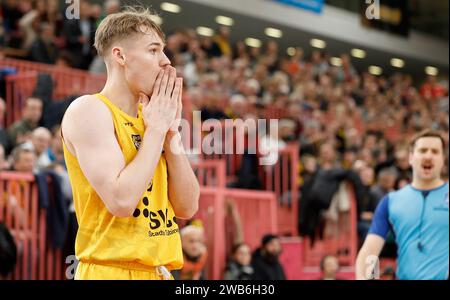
[62,96,166,217]
[164,131,200,219]
[62,69,180,217]
[355,196,391,279]
[355,234,385,280]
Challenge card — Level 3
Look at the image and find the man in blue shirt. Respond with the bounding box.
[356,129,449,280]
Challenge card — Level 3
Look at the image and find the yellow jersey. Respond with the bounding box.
[62,93,183,272]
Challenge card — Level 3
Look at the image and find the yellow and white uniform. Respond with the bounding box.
[63,93,183,280]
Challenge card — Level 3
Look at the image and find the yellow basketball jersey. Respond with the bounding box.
[62,93,183,271]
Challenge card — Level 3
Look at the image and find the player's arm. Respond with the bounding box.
[355,196,390,279]
[163,76,200,219]
[62,69,179,218]
[164,131,200,219]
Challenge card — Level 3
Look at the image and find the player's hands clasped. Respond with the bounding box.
[140,66,182,134]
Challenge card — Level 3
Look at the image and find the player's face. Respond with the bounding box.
[122,28,171,96]
[409,137,445,182]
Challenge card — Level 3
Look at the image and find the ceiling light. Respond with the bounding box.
[265,27,283,38]
[310,38,326,49]
[425,66,439,76]
[215,15,234,26]
[196,26,214,37]
[160,2,181,13]
[351,48,366,59]
[245,38,262,48]
[368,65,383,76]
[330,57,342,67]
[391,58,405,68]
[287,47,296,56]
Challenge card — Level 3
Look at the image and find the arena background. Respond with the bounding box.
[0,0,448,280]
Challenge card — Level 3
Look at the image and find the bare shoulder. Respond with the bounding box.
[62,95,114,151]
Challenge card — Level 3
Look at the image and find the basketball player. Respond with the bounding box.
[61,8,200,280]
[356,130,449,280]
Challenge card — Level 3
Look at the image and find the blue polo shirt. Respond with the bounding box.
[369,182,449,280]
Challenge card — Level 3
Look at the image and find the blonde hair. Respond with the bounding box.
[94,6,164,57]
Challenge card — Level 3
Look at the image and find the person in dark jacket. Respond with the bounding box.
[29,22,59,64]
[251,234,286,280]
[224,243,254,280]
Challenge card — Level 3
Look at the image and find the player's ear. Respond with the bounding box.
[111,46,126,66]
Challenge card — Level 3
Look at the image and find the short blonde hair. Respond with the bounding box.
[94,7,164,57]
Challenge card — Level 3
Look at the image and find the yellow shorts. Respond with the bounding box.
[75,262,174,280]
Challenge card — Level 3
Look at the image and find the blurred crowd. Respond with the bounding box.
[1,0,449,280]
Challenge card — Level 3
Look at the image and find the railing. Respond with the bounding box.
[194,187,278,280]
[260,144,299,236]
[1,57,106,128]
[0,171,65,280]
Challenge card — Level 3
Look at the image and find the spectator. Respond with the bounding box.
[22,127,52,171]
[357,166,378,241]
[7,97,43,148]
[212,26,232,57]
[29,22,58,64]
[251,234,286,280]
[371,167,397,203]
[10,146,36,173]
[226,94,247,120]
[224,243,254,280]
[17,3,39,52]
[174,223,208,280]
[319,255,343,280]
[420,75,447,101]
[62,0,95,69]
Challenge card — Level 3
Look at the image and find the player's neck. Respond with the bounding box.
[101,73,139,118]
[411,177,445,191]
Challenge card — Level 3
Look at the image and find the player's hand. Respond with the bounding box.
[169,76,183,132]
[140,67,181,135]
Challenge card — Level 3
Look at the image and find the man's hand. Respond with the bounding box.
[170,77,183,132]
[139,67,181,135]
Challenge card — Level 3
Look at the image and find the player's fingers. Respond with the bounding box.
[151,69,164,99]
[177,77,183,107]
[159,68,170,96]
[171,78,182,103]
[165,67,177,97]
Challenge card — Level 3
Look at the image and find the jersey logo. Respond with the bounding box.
[124,121,134,127]
[131,134,142,150]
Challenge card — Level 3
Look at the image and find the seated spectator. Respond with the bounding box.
[420,75,447,101]
[174,222,208,280]
[7,97,43,148]
[10,146,36,173]
[224,243,254,280]
[319,255,343,280]
[47,125,66,168]
[251,234,286,280]
[200,91,228,121]
[21,127,52,171]
[225,94,247,120]
[370,167,397,203]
